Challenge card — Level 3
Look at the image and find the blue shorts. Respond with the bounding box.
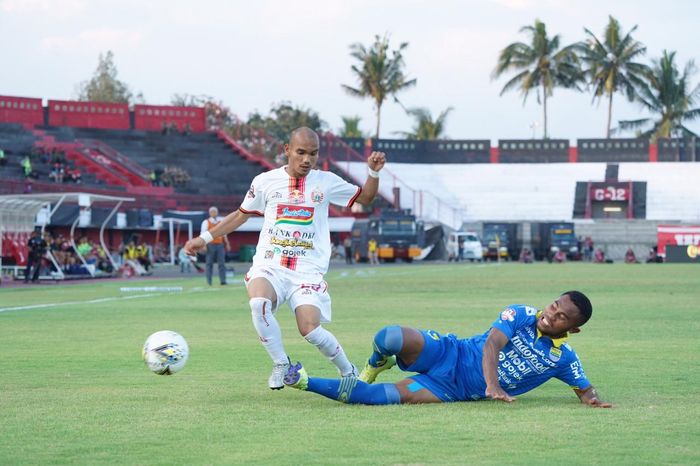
[399,330,463,402]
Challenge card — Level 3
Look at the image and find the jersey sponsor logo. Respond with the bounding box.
[501,308,516,322]
[275,204,314,226]
[426,330,441,341]
[270,237,314,249]
[311,187,324,203]
[271,191,283,200]
[569,360,585,380]
[524,306,538,316]
[288,189,305,204]
[510,335,555,373]
[264,250,274,259]
[549,347,562,362]
[247,185,256,199]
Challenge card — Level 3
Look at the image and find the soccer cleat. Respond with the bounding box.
[283,362,308,390]
[359,355,396,384]
[268,358,291,390]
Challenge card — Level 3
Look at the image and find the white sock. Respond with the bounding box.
[304,325,354,376]
[250,298,287,365]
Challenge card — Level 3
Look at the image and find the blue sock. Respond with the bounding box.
[307,377,401,405]
[369,325,403,367]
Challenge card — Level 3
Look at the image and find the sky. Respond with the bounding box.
[2,0,699,141]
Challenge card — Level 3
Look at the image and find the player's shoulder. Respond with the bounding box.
[255,167,284,183]
[499,304,538,322]
[313,169,349,185]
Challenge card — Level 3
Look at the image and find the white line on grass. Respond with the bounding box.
[0,281,245,314]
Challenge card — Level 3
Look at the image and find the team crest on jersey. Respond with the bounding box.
[275,204,314,226]
[247,185,256,199]
[288,189,305,204]
[548,347,562,362]
[311,187,324,203]
[500,308,516,322]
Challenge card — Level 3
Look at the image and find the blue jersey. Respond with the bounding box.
[408,305,591,402]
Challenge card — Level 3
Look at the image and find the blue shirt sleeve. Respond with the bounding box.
[490,304,537,339]
[555,349,592,390]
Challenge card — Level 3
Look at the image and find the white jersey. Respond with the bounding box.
[239,167,361,274]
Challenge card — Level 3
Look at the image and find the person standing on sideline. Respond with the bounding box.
[184,127,386,389]
[24,230,47,283]
[343,235,353,264]
[368,237,379,265]
[200,206,230,286]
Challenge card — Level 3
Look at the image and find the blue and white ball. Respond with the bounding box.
[142,330,189,375]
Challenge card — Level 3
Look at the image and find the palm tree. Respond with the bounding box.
[577,16,650,138]
[618,50,700,139]
[338,116,365,138]
[492,19,581,139]
[394,107,453,140]
[342,34,417,139]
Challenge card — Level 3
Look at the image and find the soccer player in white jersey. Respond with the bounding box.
[184,127,386,389]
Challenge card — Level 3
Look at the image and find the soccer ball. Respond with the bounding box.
[142,330,189,375]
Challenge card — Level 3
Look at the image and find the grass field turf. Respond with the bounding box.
[0,262,698,465]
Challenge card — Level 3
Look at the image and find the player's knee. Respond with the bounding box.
[374,325,403,355]
[300,322,321,338]
[249,297,273,318]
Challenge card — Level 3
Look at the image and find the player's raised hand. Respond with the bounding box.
[367,151,386,172]
[183,237,206,256]
[485,385,516,403]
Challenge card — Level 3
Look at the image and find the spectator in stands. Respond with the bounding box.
[625,247,638,264]
[343,236,353,264]
[136,242,152,272]
[594,248,606,264]
[149,170,158,186]
[201,206,230,286]
[67,168,82,184]
[519,247,533,263]
[23,180,33,194]
[553,248,566,263]
[21,155,33,178]
[76,237,92,258]
[162,121,169,135]
[170,122,179,134]
[24,230,47,283]
[49,162,64,183]
[0,148,6,166]
[183,123,192,136]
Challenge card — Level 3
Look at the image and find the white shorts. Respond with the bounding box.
[244,265,332,323]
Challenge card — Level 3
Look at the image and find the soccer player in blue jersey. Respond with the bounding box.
[284,290,612,407]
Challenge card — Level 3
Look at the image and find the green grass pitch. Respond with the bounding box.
[1,263,698,465]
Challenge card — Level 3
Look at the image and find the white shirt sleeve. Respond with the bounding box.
[326,172,361,208]
[239,175,265,215]
[200,219,209,235]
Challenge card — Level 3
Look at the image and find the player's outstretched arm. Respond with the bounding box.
[482,328,516,403]
[184,210,252,256]
[355,151,386,205]
[574,386,613,408]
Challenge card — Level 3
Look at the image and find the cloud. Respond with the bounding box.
[1,0,88,19]
[41,28,143,53]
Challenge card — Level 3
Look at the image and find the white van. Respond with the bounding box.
[447,231,483,262]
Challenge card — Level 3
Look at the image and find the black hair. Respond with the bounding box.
[562,290,592,326]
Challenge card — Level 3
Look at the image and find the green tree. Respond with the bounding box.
[76,51,143,105]
[171,94,235,130]
[577,16,650,138]
[492,19,581,139]
[247,102,325,141]
[394,107,453,140]
[338,116,366,138]
[342,34,417,139]
[618,50,700,140]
